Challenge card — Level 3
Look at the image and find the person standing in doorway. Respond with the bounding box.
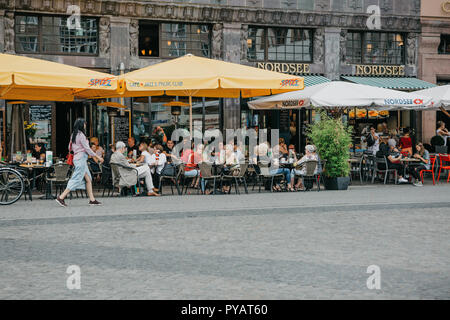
[56,118,104,207]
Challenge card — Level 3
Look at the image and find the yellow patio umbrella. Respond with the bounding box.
[0,53,118,101]
[115,54,304,135]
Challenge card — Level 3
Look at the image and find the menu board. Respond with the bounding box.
[113,114,130,144]
[279,110,290,132]
[29,105,52,121]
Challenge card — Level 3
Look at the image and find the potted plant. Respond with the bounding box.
[307,111,353,190]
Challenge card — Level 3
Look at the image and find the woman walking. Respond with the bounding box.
[56,118,104,207]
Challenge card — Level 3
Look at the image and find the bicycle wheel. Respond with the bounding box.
[0,168,24,205]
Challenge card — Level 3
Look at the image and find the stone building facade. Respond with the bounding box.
[419,0,450,143]
[0,0,424,155]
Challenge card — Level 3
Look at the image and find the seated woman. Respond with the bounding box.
[399,128,413,156]
[148,144,167,191]
[291,145,318,191]
[32,143,46,161]
[386,144,409,184]
[221,144,240,193]
[269,143,293,192]
[436,121,450,146]
[90,137,105,158]
[278,138,288,156]
[183,143,201,189]
[409,142,431,187]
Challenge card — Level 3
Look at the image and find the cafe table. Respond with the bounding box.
[400,157,421,178]
[18,162,54,199]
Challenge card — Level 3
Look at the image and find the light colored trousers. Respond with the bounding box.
[137,165,154,191]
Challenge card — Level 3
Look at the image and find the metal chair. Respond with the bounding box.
[372,157,397,184]
[221,163,248,194]
[254,162,284,193]
[159,163,182,195]
[100,164,114,197]
[46,163,71,198]
[350,156,364,185]
[294,160,320,192]
[110,162,140,196]
[199,162,223,195]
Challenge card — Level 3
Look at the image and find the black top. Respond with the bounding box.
[127,144,140,157]
[32,147,46,159]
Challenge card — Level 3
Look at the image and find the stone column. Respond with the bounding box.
[0,10,5,53]
[222,22,242,130]
[109,16,131,74]
[324,27,341,80]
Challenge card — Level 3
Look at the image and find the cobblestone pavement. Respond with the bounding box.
[0,184,449,299]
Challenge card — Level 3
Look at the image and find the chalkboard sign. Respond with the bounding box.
[29,105,52,121]
[279,110,290,132]
[113,114,129,144]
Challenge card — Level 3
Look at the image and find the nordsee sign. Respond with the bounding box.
[355,65,405,76]
[256,62,311,74]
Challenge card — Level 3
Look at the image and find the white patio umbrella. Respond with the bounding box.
[248,81,434,110]
[415,85,450,109]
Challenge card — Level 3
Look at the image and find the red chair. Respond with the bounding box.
[437,154,450,183]
[420,155,436,185]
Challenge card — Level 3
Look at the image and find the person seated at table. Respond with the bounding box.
[436,121,450,146]
[32,143,46,161]
[278,138,289,157]
[127,137,140,158]
[90,137,104,158]
[220,144,241,193]
[163,140,179,163]
[104,144,115,166]
[233,142,245,164]
[409,142,431,187]
[147,144,167,191]
[376,136,390,158]
[110,141,159,196]
[182,142,201,189]
[399,127,413,156]
[386,143,409,184]
[287,145,298,163]
[213,141,226,165]
[268,146,293,192]
[291,145,318,191]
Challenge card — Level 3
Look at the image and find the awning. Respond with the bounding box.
[304,75,331,87]
[341,76,436,91]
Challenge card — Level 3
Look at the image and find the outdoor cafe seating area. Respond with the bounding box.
[1,53,450,204]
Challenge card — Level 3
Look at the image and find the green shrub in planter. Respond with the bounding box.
[307,111,353,180]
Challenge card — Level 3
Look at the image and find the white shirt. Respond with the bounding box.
[141,150,152,165]
[149,152,167,174]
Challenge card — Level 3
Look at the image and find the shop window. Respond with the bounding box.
[15,14,98,55]
[160,23,211,58]
[139,22,159,57]
[346,31,405,65]
[247,27,312,62]
[438,34,450,54]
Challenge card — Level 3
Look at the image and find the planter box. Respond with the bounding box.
[323,176,350,190]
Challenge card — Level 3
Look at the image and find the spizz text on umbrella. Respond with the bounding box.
[88,77,113,87]
[280,79,301,87]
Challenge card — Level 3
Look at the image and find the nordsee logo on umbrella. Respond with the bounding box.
[88,77,113,87]
[383,98,417,105]
[282,100,305,107]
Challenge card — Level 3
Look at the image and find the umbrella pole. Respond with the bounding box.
[189,95,193,140]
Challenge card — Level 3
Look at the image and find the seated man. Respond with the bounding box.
[291,144,319,191]
[110,141,159,196]
[147,144,167,190]
[386,143,408,184]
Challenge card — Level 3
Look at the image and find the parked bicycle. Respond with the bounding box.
[0,163,25,205]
